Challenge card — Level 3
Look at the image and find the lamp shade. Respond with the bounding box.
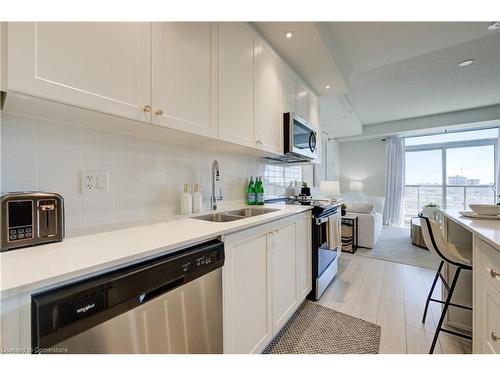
[320,180,340,196]
[349,181,363,192]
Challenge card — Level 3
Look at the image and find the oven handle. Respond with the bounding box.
[315,217,330,225]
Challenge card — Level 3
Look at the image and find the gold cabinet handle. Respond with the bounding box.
[142,105,152,112]
[268,230,274,236]
[274,229,278,234]
[155,109,164,116]
[490,269,500,279]
[492,332,499,342]
[256,140,263,145]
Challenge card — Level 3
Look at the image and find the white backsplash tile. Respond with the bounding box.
[1,112,302,231]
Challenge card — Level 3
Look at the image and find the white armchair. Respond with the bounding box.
[338,192,385,248]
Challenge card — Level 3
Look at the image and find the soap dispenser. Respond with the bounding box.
[192,184,202,213]
[180,184,192,215]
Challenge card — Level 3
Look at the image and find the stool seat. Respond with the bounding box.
[420,216,472,268]
[418,212,473,353]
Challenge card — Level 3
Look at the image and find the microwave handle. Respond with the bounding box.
[308,132,317,153]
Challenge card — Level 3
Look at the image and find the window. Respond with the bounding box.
[404,128,498,222]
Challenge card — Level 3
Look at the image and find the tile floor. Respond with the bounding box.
[316,253,472,354]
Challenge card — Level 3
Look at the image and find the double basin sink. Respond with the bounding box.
[193,207,280,222]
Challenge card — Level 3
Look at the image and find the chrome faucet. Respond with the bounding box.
[211,160,223,210]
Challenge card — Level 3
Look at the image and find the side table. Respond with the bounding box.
[410,217,428,249]
[341,213,358,254]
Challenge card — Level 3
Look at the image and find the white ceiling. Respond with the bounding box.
[252,22,348,95]
[254,22,500,133]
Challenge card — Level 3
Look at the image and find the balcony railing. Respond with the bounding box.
[404,184,496,221]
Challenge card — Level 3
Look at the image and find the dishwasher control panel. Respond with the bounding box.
[181,250,219,273]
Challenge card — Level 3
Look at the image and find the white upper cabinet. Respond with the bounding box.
[151,23,217,138]
[5,22,318,156]
[7,22,152,122]
[308,90,320,129]
[281,65,297,114]
[218,23,255,148]
[296,80,308,120]
[254,39,282,154]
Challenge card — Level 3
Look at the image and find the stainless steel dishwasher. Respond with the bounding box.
[31,239,224,354]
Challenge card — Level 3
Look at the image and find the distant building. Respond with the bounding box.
[448,175,481,185]
[467,179,480,185]
[448,175,467,185]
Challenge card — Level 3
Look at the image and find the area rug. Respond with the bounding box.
[263,301,381,354]
[356,226,440,269]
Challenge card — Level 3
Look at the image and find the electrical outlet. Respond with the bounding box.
[81,170,109,194]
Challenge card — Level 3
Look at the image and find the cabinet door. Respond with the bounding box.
[308,90,320,129]
[281,65,297,114]
[218,22,255,148]
[271,220,298,334]
[296,213,312,301]
[152,23,217,138]
[7,22,152,122]
[254,40,282,154]
[481,278,500,354]
[223,227,272,353]
[296,80,308,120]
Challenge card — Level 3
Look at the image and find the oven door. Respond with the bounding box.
[313,211,341,300]
[284,113,317,160]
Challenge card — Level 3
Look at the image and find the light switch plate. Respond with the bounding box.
[81,170,109,194]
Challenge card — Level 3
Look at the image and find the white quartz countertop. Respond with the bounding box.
[0,203,312,298]
[442,209,500,251]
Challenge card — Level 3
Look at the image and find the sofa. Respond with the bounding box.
[338,192,385,248]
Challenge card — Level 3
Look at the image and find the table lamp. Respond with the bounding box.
[349,181,363,192]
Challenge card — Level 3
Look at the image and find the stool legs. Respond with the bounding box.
[422,261,444,324]
[429,266,462,354]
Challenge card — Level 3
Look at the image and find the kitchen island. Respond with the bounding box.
[440,210,500,354]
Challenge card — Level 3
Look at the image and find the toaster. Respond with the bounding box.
[1,192,65,252]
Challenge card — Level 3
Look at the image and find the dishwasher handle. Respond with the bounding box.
[137,277,184,304]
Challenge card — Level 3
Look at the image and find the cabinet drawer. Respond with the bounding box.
[480,240,500,294]
[480,276,500,354]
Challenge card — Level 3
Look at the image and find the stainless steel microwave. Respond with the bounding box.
[283,112,318,162]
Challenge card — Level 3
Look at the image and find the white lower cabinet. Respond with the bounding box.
[480,278,500,354]
[477,240,500,354]
[222,212,311,354]
[222,224,272,354]
[296,213,312,301]
[271,220,298,333]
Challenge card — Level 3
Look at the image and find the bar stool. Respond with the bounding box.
[419,213,472,354]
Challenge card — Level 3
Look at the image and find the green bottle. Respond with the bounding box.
[247,177,256,205]
[256,177,264,205]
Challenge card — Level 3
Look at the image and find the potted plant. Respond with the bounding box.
[341,203,347,216]
[422,202,440,220]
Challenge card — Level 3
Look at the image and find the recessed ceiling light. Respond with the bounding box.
[285,31,293,39]
[458,59,475,67]
[325,85,330,89]
[488,22,500,31]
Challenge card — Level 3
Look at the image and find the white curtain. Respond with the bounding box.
[384,136,405,227]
